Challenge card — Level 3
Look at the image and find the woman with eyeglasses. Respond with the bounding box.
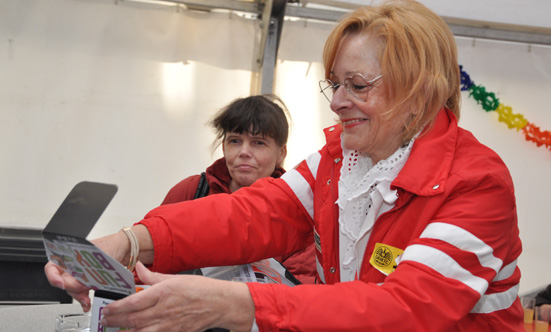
[45,1,523,331]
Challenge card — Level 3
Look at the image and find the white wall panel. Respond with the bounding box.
[0,0,256,238]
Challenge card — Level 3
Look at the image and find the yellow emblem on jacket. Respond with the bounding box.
[369,243,404,276]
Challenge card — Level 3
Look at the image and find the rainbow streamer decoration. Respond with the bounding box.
[460,65,551,155]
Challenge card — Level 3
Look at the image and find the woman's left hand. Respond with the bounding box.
[100,262,255,332]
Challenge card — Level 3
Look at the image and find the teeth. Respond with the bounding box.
[342,119,365,125]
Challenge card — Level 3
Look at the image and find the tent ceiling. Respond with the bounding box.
[128,0,551,93]
[159,0,551,46]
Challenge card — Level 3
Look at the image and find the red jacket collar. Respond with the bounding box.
[323,123,344,160]
[322,109,458,197]
[394,109,457,196]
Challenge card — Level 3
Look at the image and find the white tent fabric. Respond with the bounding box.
[1,0,550,295]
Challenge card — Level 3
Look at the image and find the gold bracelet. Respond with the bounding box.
[122,227,139,272]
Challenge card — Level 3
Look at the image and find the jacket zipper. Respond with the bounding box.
[331,161,340,283]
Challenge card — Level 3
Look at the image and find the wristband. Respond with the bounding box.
[122,226,139,272]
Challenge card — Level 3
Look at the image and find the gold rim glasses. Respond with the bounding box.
[319,74,383,102]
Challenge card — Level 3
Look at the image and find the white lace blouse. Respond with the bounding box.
[337,135,417,282]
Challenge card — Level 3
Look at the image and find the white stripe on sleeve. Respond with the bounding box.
[280,152,321,220]
[470,283,519,313]
[493,259,517,282]
[305,151,321,179]
[281,169,314,219]
[401,244,489,295]
[420,222,503,274]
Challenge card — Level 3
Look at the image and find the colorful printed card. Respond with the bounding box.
[42,181,135,296]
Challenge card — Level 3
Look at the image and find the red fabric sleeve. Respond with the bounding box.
[136,177,314,274]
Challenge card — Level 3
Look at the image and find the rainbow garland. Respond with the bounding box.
[460,65,551,154]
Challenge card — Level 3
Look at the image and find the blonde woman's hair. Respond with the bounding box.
[323,0,461,143]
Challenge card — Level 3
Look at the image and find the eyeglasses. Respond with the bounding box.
[319,74,383,102]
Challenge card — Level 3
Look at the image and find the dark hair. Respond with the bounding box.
[209,94,291,150]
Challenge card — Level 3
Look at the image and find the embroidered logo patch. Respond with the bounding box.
[369,243,404,276]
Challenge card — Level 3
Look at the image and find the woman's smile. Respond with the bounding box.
[341,118,369,129]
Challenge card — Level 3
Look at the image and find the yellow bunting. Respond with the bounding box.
[495,104,528,131]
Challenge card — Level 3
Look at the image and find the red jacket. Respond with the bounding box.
[160,157,316,284]
[138,109,523,331]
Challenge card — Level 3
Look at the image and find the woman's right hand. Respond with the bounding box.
[100,262,255,332]
[44,231,131,311]
[44,261,93,311]
[44,225,154,311]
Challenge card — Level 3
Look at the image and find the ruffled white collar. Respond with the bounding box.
[337,133,418,278]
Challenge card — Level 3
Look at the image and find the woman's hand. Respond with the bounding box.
[44,261,93,311]
[43,230,130,312]
[101,262,256,332]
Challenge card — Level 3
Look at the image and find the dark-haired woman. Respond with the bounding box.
[162,94,315,285]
